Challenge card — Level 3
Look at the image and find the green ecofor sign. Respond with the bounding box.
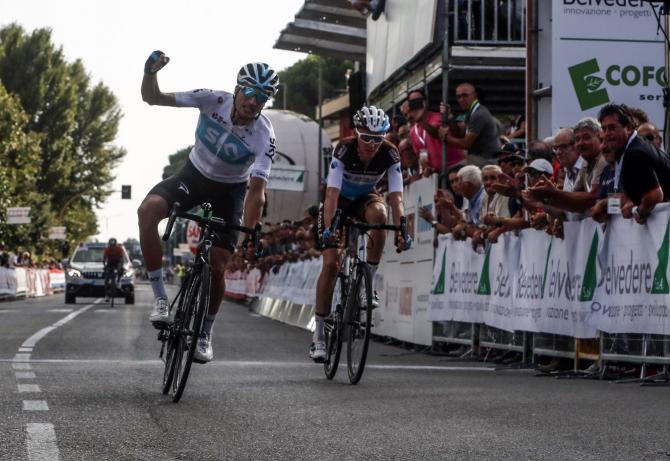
[267,166,306,192]
[569,58,667,110]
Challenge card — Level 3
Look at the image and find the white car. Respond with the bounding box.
[65,242,139,304]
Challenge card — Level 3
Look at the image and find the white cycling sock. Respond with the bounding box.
[148,268,167,299]
[313,313,326,342]
[367,261,379,291]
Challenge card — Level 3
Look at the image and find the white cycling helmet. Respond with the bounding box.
[353,105,390,133]
[237,62,279,96]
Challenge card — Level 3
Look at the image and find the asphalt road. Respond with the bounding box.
[1,285,670,461]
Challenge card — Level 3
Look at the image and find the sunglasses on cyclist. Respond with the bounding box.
[240,86,270,104]
[356,129,385,144]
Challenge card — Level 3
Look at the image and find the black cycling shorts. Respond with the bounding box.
[147,159,247,252]
[315,193,384,250]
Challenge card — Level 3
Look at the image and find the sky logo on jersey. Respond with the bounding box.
[196,114,254,165]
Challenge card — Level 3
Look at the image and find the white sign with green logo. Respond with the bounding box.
[267,165,306,192]
[552,1,665,132]
[429,206,670,336]
[587,204,670,334]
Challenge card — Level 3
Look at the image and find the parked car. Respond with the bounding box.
[65,242,139,304]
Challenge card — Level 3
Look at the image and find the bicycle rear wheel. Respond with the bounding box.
[346,265,373,385]
[324,275,346,379]
[171,264,210,402]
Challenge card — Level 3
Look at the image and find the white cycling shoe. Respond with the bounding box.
[149,297,171,328]
[193,333,214,363]
[310,340,327,363]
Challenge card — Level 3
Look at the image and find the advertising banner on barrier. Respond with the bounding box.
[587,205,670,334]
[429,221,602,337]
[551,2,665,133]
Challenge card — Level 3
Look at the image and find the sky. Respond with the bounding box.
[1,0,306,242]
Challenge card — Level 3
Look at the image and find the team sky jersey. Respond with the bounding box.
[174,89,275,183]
[326,137,403,200]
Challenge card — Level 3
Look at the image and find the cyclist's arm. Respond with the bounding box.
[323,187,340,229]
[242,177,266,229]
[386,163,405,225]
[324,158,344,229]
[141,72,177,106]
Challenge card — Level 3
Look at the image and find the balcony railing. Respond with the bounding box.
[451,0,525,45]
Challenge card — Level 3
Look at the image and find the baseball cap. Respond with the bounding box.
[524,158,554,175]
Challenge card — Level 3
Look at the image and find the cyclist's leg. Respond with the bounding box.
[138,194,169,299]
[193,180,245,361]
[140,161,201,323]
[360,195,388,299]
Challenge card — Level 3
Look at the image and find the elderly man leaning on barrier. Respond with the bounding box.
[591,103,670,225]
[451,165,487,240]
[526,118,608,216]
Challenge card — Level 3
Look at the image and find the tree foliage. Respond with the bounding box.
[274,55,353,118]
[0,23,125,258]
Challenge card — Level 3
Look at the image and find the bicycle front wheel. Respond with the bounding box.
[171,264,210,402]
[324,275,345,379]
[346,265,373,385]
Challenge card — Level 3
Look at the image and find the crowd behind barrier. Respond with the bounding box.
[0,266,66,299]
[226,100,670,373]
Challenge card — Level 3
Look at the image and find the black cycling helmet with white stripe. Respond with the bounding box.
[236,62,279,96]
[353,105,390,133]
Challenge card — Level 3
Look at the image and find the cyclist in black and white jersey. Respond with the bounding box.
[139,51,278,363]
[310,106,411,362]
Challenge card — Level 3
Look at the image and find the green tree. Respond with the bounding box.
[162,146,192,179]
[0,83,43,249]
[0,23,125,254]
[275,55,352,118]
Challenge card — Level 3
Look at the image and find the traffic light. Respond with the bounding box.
[121,185,131,199]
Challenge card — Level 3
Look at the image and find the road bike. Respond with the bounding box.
[158,202,260,402]
[323,210,409,384]
[103,266,119,308]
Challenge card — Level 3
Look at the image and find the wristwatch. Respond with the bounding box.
[431,220,438,228]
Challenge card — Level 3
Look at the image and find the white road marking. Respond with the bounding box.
[1,358,495,372]
[15,372,36,379]
[23,400,49,411]
[18,384,41,393]
[0,309,18,313]
[47,309,73,313]
[26,423,59,461]
[19,347,33,352]
[13,353,31,361]
[22,301,99,348]
[12,363,32,370]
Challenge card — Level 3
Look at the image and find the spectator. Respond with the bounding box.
[446,164,467,211]
[479,165,512,220]
[407,89,464,174]
[398,138,421,182]
[637,122,663,152]
[527,140,554,163]
[397,123,410,141]
[440,83,501,166]
[528,118,608,214]
[628,106,649,127]
[455,165,486,232]
[596,103,670,224]
[552,128,584,193]
[507,113,526,141]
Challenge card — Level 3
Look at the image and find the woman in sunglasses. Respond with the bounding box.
[139,51,278,364]
[309,105,411,362]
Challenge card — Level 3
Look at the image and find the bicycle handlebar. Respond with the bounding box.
[335,213,411,254]
[162,202,260,250]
